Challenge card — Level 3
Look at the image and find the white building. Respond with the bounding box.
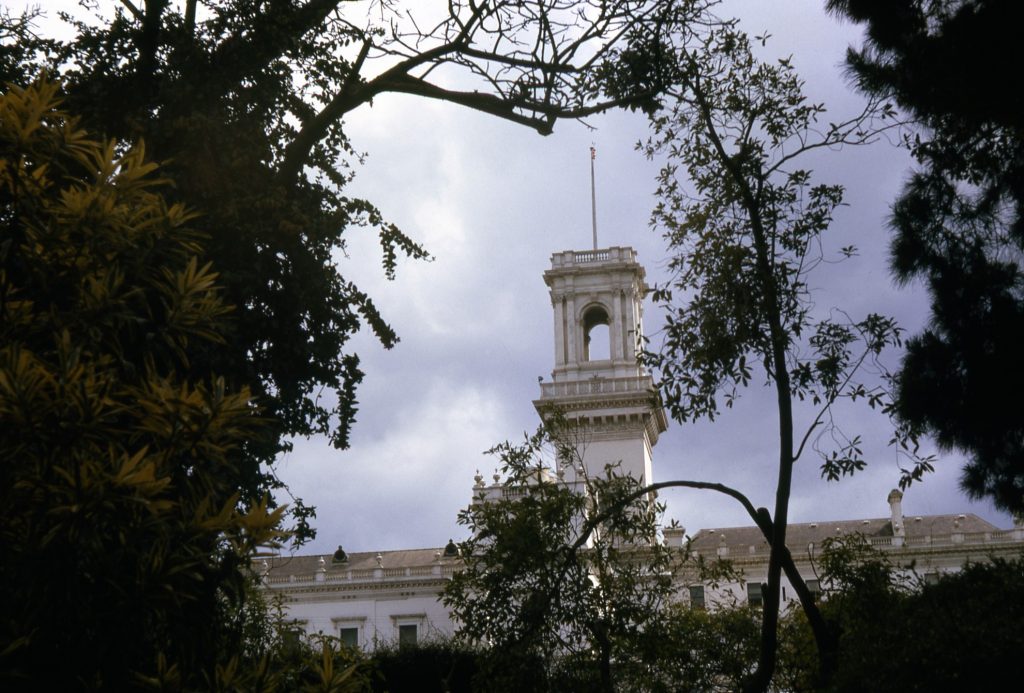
[533,247,667,488]
[669,488,1024,610]
[260,545,460,648]
[261,245,1024,646]
[262,246,668,645]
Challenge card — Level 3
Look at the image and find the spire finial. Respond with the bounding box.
[590,144,598,250]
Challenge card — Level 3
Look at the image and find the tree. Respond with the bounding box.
[825,0,1024,515]
[624,600,761,692]
[0,77,291,688]
[443,421,681,693]
[367,635,482,693]
[5,0,671,541]
[776,537,1024,692]
[597,3,906,688]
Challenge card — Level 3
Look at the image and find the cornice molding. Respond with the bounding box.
[273,578,448,603]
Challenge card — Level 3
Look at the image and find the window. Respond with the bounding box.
[806,579,821,601]
[924,572,940,586]
[339,627,359,649]
[747,582,763,607]
[398,624,418,647]
[582,305,610,361]
[332,618,366,649]
[391,614,424,647]
[282,621,307,654]
[688,585,705,610]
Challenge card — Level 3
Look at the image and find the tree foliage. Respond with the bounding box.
[596,3,905,688]
[0,76,292,688]
[443,421,680,693]
[1,0,671,541]
[624,537,1024,693]
[368,635,482,693]
[778,538,1024,692]
[826,0,1024,515]
[622,600,760,692]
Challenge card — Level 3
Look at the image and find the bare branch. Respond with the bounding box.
[272,2,665,182]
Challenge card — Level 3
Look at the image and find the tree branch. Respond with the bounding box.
[558,475,837,686]
[135,0,169,89]
[793,345,872,464]
[280,67,652,183]
[454,45,582,73]
[120,0,143,21]
[212,0,343,87]
[277,36,465,182]
[184,0,196,37]
[275,1,658,184]
[764,97,902,179]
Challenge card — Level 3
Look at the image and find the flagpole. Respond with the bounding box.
[590,145,598,250]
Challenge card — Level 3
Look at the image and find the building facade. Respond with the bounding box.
[669,488,1024,610]
[260,246,1024,647]
[260,546,460,648]
[261,246,668,645]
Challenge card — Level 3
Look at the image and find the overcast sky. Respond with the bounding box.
[32,1,1015,554]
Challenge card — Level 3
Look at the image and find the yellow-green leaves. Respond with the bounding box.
[0,77,282,689]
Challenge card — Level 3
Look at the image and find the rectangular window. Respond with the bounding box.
[398,624,418,647]
[806,579,821,601]
[924,572,940,586]
[688,585,705,610]
[282,621,306,654]
[339,627,359,648]
[747,582,763,607]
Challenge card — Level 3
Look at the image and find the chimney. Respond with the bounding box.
[888,489,905,541]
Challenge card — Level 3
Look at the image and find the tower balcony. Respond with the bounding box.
[539,374,658,398]
[549,246,639,269]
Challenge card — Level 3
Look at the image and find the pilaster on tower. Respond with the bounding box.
[534,247,668,488]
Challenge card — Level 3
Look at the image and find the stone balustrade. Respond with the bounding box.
[539,375,655,398]
[697,528,1024,560]
[264,563,459,586]
[549,246,637,268]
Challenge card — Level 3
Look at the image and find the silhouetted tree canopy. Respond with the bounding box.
[779,538,1024,692]
[827,0,1024,514]
[0,76,289,688]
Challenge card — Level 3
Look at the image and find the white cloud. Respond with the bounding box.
[279,379,515,554]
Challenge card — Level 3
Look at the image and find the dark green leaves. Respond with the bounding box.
[830,0,1024,513]
[445,420,680,689]
[0,79,285,688]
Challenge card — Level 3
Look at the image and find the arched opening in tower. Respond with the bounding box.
[582,305,611,361]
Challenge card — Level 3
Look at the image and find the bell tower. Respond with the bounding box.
[533,247,667,486]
